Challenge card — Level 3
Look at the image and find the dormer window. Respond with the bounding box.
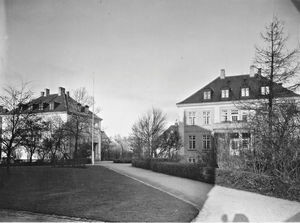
[221,89,229,98]
[241,87,249,97]
[203,90,211,100]
[261,86,269,95]
[39,103,43,111]
[49,102,54,110]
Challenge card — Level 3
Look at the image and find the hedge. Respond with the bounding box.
[113,158,132,163]
[0,158,91,168]
[132,159,300,202]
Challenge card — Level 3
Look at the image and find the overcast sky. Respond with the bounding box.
[0,0,300,137]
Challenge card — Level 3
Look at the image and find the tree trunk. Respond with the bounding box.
[74,119,79,159]
[29,153,33,163]
[6,149,11,174]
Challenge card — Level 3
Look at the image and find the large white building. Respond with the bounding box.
[176,66,300,164]
[0,87,102,162]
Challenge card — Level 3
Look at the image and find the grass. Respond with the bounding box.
[0,166,198,222]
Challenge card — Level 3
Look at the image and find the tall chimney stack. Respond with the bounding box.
[58,87,65,96]
[250,65,255,77]
[258,68,262,75]
[220,69,225,79]
[45,88,50,96]
[41,92,45,97]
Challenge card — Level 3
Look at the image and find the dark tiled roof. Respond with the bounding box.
[177,74,299,105]
[21,93,102,120]
[29,94,67,112]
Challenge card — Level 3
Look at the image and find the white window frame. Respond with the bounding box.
[229,133,240,156]
[241,87,249,97]
[187,111,196,125]
[202,135,211,150]
[231,109,239,122]
[39,103,43,111]
[221,89,229,98]
[242,111,248,122]
[221,109,228,122]
[188,135,196,150]
[261,86,270,95]
[203,111,211,125]
[203,91,211,100]
[49,102,54,110]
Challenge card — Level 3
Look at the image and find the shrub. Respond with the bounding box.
[113,158,132,163]
[132,159,215,184]
[132,159,300,202]
[132,159,151,169]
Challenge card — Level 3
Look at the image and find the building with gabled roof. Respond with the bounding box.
[0,86,102,162]
[176,66,300,164]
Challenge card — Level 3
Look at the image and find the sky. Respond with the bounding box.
[0,0,300,137]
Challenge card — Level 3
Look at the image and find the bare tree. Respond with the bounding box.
[0,83,33,170]
[65,87,94,158]
[114,135,131,159]
[158,123,181,160]
[20,116,47,163]
[239,17,300,181]
[47,116,70,163]
[254,16,299,132]
[72,87,94,107]
[131,108,166,158]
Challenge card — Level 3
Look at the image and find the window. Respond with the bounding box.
[231,109,239,122]
[242,111,248,122]
[29,105,33,111]
[203,135,211,150]
[49,102,54,110]
[188,157,196,163]
[203,91,211,100]
[189,135,196,150]
[221,89,229,98]
[39,103,43,111]
[221,109,228,122]
[229,133,240,156]
[187,111,196,125]
[241,87,249,97]
[242,133,251,149]
[261,86,269,95]
[203,111,211,125]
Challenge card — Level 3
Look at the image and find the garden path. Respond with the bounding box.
[98,161,300,222]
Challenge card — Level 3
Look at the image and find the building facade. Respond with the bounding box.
[176,66,300,164]
[0,87,102,162]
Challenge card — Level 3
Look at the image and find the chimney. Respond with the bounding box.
[250,65,255,77]
[220,69,225,79]
[45,88,50,96]
[66,91,70,97]
[58,87,65,96]
[85,105,89,113]
[41,91,45,97]
[258,68,262,75]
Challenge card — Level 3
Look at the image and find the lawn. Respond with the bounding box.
[0,166,198,222]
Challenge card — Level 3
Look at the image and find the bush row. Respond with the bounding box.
[113,158,132,163]
[215,169,300,202]
[0,158,91,167]
[132,159,300,202]
[132,159,215,183]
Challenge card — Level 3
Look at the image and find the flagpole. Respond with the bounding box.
[91,75,95,165]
